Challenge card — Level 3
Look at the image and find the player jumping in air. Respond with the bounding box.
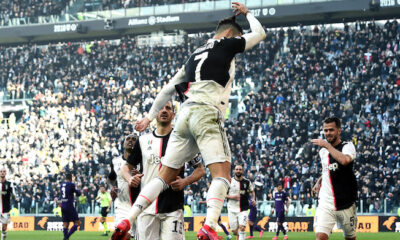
[111,2,265,240]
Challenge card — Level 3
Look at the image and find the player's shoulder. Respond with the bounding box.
[342,140,355,147]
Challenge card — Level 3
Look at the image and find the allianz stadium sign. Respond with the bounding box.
[128,15,180,26]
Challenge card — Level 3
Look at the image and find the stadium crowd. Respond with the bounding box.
[0,0,71,25]
[83,0,219,12]
[0,19,399,216]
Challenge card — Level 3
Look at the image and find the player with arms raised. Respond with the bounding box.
[311,117,357,240]
[111,2,265,240]
[60,173,81,240]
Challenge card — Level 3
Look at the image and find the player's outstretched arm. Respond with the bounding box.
[232,2,266,51]
[135,66,186,132]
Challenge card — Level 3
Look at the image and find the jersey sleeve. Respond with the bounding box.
[222,37,246,54]
[342,142,356,161]
[127,139,142,166]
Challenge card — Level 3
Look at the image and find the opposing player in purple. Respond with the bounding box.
[271,184,289,240]
[246,199,264,239]
[60,173,81,240]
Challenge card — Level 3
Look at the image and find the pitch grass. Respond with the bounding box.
[4,231,398,240]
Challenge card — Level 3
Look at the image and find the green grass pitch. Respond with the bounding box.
[4,231,398,240]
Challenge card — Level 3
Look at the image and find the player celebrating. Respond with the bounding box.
[121,101,205,240]
[0,168,14,240]
[108,134,140,239]
[96,186,112,236]
[226,165,255,240]
[111,2,265,240]
[271,184,289,240]
[311,117,357,240]
[247,199,264,239]
[60,173,81,240]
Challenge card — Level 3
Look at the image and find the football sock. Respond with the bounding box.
[103,221,108,233]
[63,228,68,237]
[67,224,78,237]
[249,224,254,236]
[1,231,7,240]
[238,231,245,240]
[128,177,168,224]
[281,225,287,235]
[276,225,280,236]
[204,177,230,230]
[255,225,263,232]
[220,222,229,235]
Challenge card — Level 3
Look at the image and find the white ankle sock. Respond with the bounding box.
[128,177,168,223]
[239,231,245,240]
[1,231,7,240]
[204,177,230,230]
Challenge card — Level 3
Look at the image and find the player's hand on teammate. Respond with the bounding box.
[311,138,330,149]
[252,200,257,207]
[232,2,249,16]
[170,176,188,191]
[285,208,289,214]
[129,174,144,188]
[135,117,150,132]
[110,186,118,201]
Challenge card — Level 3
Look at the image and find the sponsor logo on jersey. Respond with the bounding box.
[322,162,339,172]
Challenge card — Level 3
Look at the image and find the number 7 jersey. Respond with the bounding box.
[175,37,245,114]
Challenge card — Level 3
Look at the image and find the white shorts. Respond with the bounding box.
[162,103,231,169]
[137,209,185,240]
[228,211,248,231]
[0,213,10,224]
[315,204,357,238]
[114,201,136,237]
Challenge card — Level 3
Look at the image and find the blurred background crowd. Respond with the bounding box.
[1,13,399,216]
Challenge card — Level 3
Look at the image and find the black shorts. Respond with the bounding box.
[101,207,108,217]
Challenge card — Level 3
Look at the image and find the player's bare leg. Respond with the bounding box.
[1,223,8,240]
[197,161,231,240]
[316,232,329,240]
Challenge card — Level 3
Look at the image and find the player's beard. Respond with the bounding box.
[235,172,242,178]
[327,135,338,144]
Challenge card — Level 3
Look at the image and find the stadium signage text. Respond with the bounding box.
[128,15,180,26]
[380,0,400,7]
[249,8,276,17]
[9,217,35,231]
[53,23,79,33]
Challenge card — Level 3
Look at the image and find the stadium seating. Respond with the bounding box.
[1,19,399,216]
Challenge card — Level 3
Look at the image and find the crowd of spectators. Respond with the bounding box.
[1,19,399,216]
[83,0,217,12]
[0,0,71,25]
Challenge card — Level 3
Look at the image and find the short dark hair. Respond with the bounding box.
[216,15,243,35]
[277,183,283,187]
[323,116,341,128]
[66,173,72,181]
